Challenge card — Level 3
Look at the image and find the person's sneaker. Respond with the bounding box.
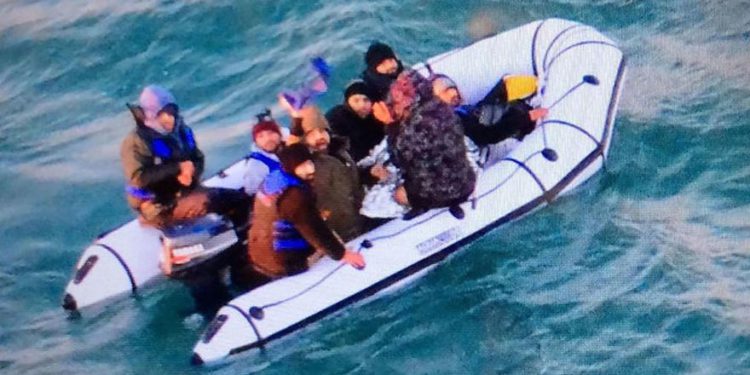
[449,205,465,219]
[402,207,428,221]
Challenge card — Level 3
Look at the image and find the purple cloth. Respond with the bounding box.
[139,85,176,121]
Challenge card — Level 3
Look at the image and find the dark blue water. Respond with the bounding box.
[1,1,749,374]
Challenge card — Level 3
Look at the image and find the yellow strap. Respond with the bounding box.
[503,75,538,101]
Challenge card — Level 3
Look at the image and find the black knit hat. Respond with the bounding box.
[365,42,397,70]
[344,80,373,100]
[278,143,313,174]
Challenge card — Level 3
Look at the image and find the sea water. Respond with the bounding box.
[1,1,749,374]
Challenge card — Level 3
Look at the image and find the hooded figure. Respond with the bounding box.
[121,85,206,223]
[361,42,404,102]
[385,70,476,219]
[121,85,251,315]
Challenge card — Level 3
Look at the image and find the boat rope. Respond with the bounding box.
[96,244,138,294]
[226,303,266,351]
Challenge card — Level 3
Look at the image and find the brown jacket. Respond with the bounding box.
[248,184,345,278]
[120,119,204,215]
[311,137,365,241]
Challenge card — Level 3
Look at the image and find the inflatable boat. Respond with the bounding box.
[190,18,626,365]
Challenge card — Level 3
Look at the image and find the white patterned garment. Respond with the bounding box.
[357,140,408,218]
[357,137,486,218]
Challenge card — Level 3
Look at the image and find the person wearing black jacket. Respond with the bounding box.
[361,42,404,102]
[326,81,385,163]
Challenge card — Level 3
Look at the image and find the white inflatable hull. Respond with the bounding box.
[191,18,627,365]
[62,160,250,311]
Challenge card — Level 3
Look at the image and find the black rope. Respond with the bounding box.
[531,20,547,76]
[226,304,265,351]
[542,24,584,72]
[540,119,601,148]
[546,41,619,71]
[96,244,138,294]
[259,242,368,310]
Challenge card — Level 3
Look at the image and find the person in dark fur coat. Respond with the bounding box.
[373,70,476,220]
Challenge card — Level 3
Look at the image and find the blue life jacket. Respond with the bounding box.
[455,104,474,117]
[260,170,310,253]
[149,125,197,160]
[127,122,199,201]
[247,151,281,172]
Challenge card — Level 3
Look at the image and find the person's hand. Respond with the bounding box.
[341,249,366,270]
[177,160,195,186]
[372,101,394,124]
[370,164,389,182]
[529,108,548,122]
[278,94,300,118]
[172,191,208,219]
[394,185,409,206]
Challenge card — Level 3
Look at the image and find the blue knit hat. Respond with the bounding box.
[139,85,176,122]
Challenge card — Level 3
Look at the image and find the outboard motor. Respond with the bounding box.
[62,213,246,313]
[161,214,241,278]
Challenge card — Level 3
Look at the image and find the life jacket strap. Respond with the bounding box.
[126,185,154,201]
[247,152,281,172]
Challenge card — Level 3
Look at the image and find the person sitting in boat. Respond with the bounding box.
[361,42,404,102]
[431,74,548,166]
[246,143,365,284]
[372,70,476,221]
[325,80,385,164]
[283,101,366,241]
[122,85,251,315]
[243,110,283,196]
[121,85,250,229]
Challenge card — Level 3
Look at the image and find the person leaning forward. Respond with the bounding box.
[246,143,365,283]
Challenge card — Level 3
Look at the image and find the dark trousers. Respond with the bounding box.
[169,187,252,316]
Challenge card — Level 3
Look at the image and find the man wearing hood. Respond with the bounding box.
[121,85,249,229]
[121,85,251,315]
[361,42,404,102]
[373,70,477,221]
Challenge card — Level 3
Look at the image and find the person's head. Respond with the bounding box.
[252,120,282,153]
[387,70,433,121]
[139,85,178,132]
[279,143,315,181]
[431,75,462,107]
[344,81,373,118]
[365,42,399,75]
[299,106,331,152]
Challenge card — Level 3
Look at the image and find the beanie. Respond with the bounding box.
[278,143,313,174]
[365,42,397,70]
[287,105,330,145]
[344,80,373,101]
[252,119,282,140]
